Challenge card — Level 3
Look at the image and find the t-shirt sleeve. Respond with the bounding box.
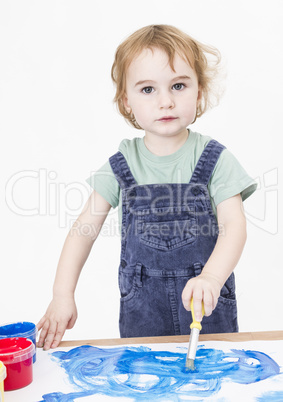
[86,160,120,208]
[209,149,257,206]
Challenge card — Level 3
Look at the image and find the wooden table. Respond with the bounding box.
[58,330,283,347]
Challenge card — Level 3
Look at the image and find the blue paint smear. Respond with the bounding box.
[256,390,283,401]
[39,345,280,401]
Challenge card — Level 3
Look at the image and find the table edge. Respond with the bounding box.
[52,331,283,348]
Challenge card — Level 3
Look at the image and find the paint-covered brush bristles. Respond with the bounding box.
[185,358,196,371]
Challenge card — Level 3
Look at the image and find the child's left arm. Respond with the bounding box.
[182,194,247,322]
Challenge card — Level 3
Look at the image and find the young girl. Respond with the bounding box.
[37,25,256,350]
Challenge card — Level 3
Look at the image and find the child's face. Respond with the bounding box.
[123,47,201,139]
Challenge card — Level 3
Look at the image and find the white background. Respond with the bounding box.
[1,0,282,341]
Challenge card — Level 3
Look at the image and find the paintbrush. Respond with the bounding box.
[185,298,205,371]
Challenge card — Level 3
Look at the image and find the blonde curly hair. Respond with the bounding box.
[111,24,222,129]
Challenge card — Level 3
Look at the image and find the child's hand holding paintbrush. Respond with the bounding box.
[182,272,222,371]
[182,271,222,322]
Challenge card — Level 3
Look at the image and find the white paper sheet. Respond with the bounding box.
[4,340,283,402]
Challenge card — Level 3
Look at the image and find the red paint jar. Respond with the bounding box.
[0,337,35,391]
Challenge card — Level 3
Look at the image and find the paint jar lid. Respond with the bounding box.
[0,361,6,381]
[0,321,37,339]
[0,338,35,364]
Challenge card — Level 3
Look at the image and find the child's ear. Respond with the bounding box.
[123,95,131,114]
[197,87,202,103]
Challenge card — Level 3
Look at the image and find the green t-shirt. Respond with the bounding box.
[86,130,257,218]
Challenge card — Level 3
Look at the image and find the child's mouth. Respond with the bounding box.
[157,116,177,122]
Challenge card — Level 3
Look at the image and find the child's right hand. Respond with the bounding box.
[37,295,77,350]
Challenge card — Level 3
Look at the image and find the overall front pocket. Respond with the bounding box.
[137,206,197,251]
[119,263,142,302]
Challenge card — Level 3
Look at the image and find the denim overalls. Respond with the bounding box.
[109,139,238,337]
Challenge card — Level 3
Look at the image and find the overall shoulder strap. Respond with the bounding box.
[109,151,137,189]
[189,139,226,185]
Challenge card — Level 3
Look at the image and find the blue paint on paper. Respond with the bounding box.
[40,345,280,401]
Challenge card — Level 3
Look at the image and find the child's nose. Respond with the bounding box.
[158,91,175,109]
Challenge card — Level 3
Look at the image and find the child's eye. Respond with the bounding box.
[172,83,185,90]
[142,86,154,94]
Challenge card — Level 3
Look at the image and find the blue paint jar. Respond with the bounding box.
[0,322,37,363]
